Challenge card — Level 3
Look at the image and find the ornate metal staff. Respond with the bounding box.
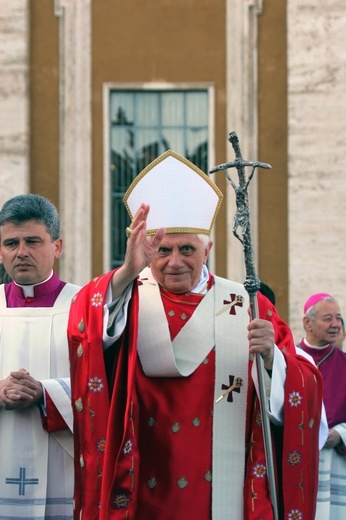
[210,131,279,520]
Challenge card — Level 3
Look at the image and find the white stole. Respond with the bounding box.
[138,275,250,519]
[0,283,78,517]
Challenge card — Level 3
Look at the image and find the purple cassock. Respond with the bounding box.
[298,339,346,429]
[4,272,66,308]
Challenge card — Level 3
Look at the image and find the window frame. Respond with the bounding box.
[103,82,216,273]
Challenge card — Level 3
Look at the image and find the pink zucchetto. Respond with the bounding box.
[304,293,332,314]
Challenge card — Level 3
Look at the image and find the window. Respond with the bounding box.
[108,87,210,268]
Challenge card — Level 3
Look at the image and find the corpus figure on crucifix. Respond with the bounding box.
[210,131,271,296]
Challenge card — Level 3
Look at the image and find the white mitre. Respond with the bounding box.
[123,150,223,235]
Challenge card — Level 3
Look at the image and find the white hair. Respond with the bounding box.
[197,233,211,248]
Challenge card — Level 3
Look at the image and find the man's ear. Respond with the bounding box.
[303,316,312,331]
[204,241,213,262]
[54,238,63,259]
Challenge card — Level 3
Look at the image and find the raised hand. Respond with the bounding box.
[111,203,165,299]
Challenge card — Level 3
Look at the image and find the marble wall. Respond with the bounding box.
[288,0,346,340]
[0,0,29,207]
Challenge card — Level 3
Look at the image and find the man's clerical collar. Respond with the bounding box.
[14,270,54,298]
[304,338,330,350]
[191,264,209,294]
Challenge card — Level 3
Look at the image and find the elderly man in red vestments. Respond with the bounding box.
[68,151,325,519]
[0,194,80,519]
[297,293,346,519]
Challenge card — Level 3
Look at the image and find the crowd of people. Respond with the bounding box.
[0,150,345,519]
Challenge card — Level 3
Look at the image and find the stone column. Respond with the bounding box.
[54,0,92,285]
[225,0,261,282]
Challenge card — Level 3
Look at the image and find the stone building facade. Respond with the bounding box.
[1,0,345,342]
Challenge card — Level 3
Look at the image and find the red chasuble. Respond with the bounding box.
[68,271,323,519]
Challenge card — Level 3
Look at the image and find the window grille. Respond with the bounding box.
[109,88,209,268]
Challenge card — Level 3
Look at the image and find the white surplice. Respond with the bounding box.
[0,283,79,520]
[315,435,346,520]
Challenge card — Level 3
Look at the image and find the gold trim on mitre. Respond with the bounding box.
[123,150,223,235]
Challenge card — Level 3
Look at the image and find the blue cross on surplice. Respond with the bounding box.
[6,467,39,496]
